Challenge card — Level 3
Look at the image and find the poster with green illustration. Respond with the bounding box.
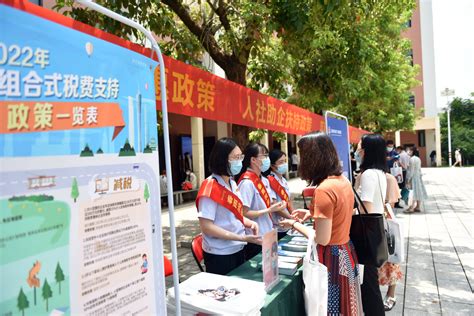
[1,2,166,315]
[0,196,70,315]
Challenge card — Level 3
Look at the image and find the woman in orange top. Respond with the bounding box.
[280,132,363,315]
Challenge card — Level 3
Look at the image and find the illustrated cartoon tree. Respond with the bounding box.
[27,261,41,306]
[71,178,79,202]
[55,262,65,295]
[17,288,29,316]
[144,183,150,202]
[42,279,52,312]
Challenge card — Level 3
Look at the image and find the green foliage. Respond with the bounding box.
[9,195,54,202]
[272,132,287,143]
[144,183,150,202]
[96,148,104,154]
[143,144,153,153]
[17,288,29,316]
[71,178,79,202]
[80,143,94,157]
[273,0,419,132]
[440,97,474,165]
[248,129,267,143]
[42,279,52,312]
[119,139,136,157]
[55,262,65,295]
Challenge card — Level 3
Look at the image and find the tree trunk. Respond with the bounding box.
[224,62,253,149]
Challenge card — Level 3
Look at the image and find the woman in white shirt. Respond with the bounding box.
[197,138,261,275]
[266,149,293,240]
[237,143,287,260]
[355,133,387,315]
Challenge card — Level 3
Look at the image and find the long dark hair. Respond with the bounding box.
[359,134,387,172]
[297,131,342,186]
[208,137,238,176]
[237,142,268,180]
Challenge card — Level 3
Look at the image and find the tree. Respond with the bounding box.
[17,288,29,316]
[440,97,474,165]
[119,139,136,157]
[55,262,65,295]
[80,143,94,157]
[273,0,419,132]
[144,183,150,202]
[71,178,79,202]
[42,279,52,312]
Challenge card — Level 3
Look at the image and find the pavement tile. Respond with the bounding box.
[438,278,474,305]
[404,308,441,316]
[441,301,474,316]
[434,262,469,281]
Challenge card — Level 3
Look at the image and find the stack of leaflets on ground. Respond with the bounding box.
[167,272,266,316]
[277,236,308,275]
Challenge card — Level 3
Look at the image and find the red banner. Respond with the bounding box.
[154,58,325,135]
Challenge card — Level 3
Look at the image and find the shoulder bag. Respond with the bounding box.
[350,183,388,267]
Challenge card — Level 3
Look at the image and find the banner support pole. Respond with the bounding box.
[76,1,181,314]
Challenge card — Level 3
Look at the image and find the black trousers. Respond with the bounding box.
[203,249,245,275]
[244,243,262,261]
[361,264,386,316]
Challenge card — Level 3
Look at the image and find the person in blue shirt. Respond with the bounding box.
[386,140,399,169]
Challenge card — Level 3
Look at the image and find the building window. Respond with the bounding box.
[418,130,426,147]
[408,49,414,66]
[409,95,415,106]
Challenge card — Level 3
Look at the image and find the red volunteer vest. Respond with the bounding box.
[238,171,273,224]
[267,175,293,212]
[196,178,244,224]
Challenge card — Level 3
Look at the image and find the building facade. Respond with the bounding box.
[389,0,442,167]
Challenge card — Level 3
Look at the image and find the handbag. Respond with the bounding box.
[390,162,404,184]
[303,232,328,316]
[350,186,388,267]
[376,176,395,256]
[376,176,405,263]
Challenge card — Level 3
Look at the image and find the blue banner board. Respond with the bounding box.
[326,116,351,181]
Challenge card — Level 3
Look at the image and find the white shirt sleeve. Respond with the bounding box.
[360,170,377,203]
[197,197,217,221]
[238,179,255,208]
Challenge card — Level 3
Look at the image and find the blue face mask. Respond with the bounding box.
[276,163,288,174]
[229,159,243,176]
[260,157,271,173]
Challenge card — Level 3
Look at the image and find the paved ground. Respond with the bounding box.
[161,167,473,315]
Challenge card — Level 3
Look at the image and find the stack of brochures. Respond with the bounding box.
[167,272,266,316]
[276,236,309,275]
[278,256,303,275]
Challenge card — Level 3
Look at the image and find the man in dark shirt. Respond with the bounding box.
[386,140,399,169]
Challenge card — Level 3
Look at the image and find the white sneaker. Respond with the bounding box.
[398,200,406,208]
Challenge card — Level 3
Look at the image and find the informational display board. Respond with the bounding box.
[262,230,279,291]
[325,114,352,181]
[0,4,166,315]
